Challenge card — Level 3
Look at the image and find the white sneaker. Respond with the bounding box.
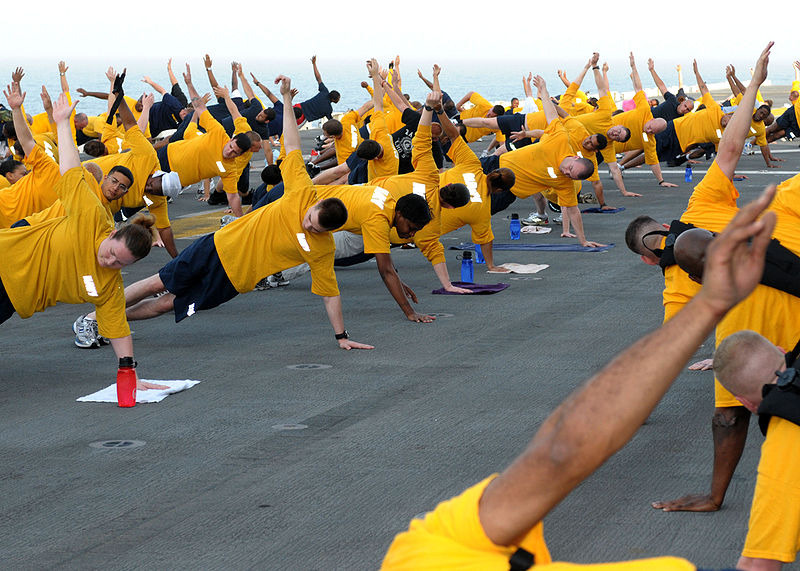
[73,314,100,349]
[521,213,548,226]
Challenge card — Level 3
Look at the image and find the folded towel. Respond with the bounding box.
[488,263,548,274]
[451,242,614,253]
[77,380,201,403]
[432,282,510,295]
[581,207,626,214]
[521,226,552,234]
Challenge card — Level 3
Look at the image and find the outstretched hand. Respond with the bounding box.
[338,338,375,351]
[52,91,78,123]
[751,41,774,86]
[212,85,230,99]
[40,85,52,110]
[183,63,192,84]
[3,82,25,109]
[12,67,24,83]
[275,75,292,97]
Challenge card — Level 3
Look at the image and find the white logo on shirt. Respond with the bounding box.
[576,151,584,159]
[143,195,153,206]
[716,129,723,139]
[462,173,482,203]
[641,132,649,143]
[116,138,124,153]
[296,233,311,252]
[412,182,426,197]
[43,141,55,160]
[82,275,98,297]
[216,161,226,173]
[750,127,757,135]
[547,167,557,179]
[351,125,359,148]
[370,187,390,209]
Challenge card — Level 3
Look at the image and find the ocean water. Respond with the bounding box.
[4,57,797,120]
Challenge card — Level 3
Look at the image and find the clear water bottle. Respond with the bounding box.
[116,357,137,408]
[744,141,753,155]
[510,213,521,240]
[460,251,474,283]
[474,244,485,264]
[684,166,693,183]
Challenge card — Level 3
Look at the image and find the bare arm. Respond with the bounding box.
[381,79,410,112]
[250,72,279,104]
[203,54,219,90]
[237,64,257,102]
[58,61,69,93]
[731,66,747,95]
[142,76,167,95]
[212,85,242,120]
[479,185,777,545]
[557,69,571,89]
[183,64,207,115]
[592,55,606,98]
[693,59,709,95]
[374,253,434,323]
[230,62,239,92]
[322,296,374,350]
[167,58,179,87]
[276,75,300,154]
[417,69,434,90]
[571,56,594,90]
[522,74,533,98]
[533,76,557,124]
[51,92,80,173]
[310,55,322,83]
[367,59,383,112]
[716,43,773,179]
[629,52,643,93]
[456,91,473,112]
[4,79,36,156]
[648,58,668,96]
[136,94,153,133]
[725,65,741,97]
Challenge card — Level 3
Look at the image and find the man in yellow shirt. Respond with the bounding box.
[381,179,776,570]
[77,76,372,351]
[714,331,800,571]
[456,91,505,143]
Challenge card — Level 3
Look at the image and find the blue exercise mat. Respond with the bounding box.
[581,206,626,214]
[432,282,510,295]
[450,242,615,253]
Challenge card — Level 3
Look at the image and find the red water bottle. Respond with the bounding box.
[116,357,137,407]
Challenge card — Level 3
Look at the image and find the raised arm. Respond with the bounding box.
[455,91,474,112]
[250,72,279,104]
[716,42,772,179]
[40,85,56,129]
[52,92,80,173]
[183,64,207,115]
[533,76,557,124]
[58,61,70,93]
[237,64,257,102]
[136,93,154,133]
[381,79,410,113]
[629,52,643,92]
[212,85,242,120]
[167,58,179,87]
[693,59,709,95]
[725,65,741,97]
[106,67,140,131]
[367,58,383,112]
[203,54,219,90]
[591,54,606,98]
[479,185,777,546]
[730,65,747,95]
[230,62,239,93]
[276,75,300,153]
[571,56,594,90]
[310,54,322,83]
[522,74,533,98]
[417,68,434,90]
[557,69,571,89]
[4,79,35,156]
[142,75,167,95]
[648,58,668,96]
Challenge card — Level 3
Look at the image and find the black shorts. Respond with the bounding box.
[496,113,532,149]
[0,275,16,325]
[656,121,682,162]
[156,145,171,172]
[776,107,799,136]
[158,233,239,322]
[480,154,500,175]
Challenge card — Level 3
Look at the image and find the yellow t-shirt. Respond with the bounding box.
[367,110,400,181]
[559,82,594,116]
[604,91,658,165]
[0,177,10,190]
[82,115,108,139]
[0,145,61,228]
[461,93,499,142]
[23,170,110,226]
[334,110,363,165]
[214,150,338,296]
[673,92,725,152]
[499,118,578,207]
[381,475,551,570]
[730,94,768,146]
[29,112,52,135]
[439,137,494,245]
[0,167,129,338]
[166,110,249,189]
[563,117,600,182]
[742,416,800,563]
[573,94,616,139]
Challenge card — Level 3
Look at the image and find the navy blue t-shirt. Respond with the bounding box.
[299,82,333,122]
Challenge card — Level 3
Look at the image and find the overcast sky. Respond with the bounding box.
[6,2,786,65]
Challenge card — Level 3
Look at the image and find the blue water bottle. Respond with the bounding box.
[684,165,693,183]
[510,213,521,240]
[460,251,474,283]
[474,244,485,264]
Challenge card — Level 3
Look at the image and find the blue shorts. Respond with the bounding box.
[158,233,239,322]
[776,107,799,136]
[480,154,500,174]
[156,145,171,172]
[496,114,532,149]
[655,121,683,162]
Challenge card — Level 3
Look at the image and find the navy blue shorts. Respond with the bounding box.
[480,154,500,174]
[0,275,16,325]
[496,113,532,149]
[158,233,239,322]
[776,107,799,136]
[156,145,171,172]
[656,121,683,162]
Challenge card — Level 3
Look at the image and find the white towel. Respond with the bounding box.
[488,263,549,274]
[521,226,552,234]
[77,380,201,403]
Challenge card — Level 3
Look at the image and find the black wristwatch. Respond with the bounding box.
[424,104,434,112]
[335,330,349,340]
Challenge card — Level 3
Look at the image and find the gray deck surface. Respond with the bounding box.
[2,127,800,570]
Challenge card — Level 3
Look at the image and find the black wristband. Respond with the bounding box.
[599,203,606,207]
[119,357,137,368]
[658,179,665,185]
[423,104,434,112]
[335,330,349,340]
[592,66,600,70]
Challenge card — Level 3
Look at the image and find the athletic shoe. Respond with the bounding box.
[73,314,100,349]
[547,200,561,213]
[553,214,563,223]
[521,213,548,226]
[220,215,237,228]
[254,277,271,291]
[266,272,290,288]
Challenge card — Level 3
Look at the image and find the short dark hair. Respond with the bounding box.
[574,157,594,180]
[317,197,347,230]
[115,212,157,260]
[246,131,262,146]
[322,119,343,138]
[611,109,624,117]
[109,165,134,187]
[260,165,282,185]
[625,215,659,255]
[262,108,276,121]
[440,183,469,208]
[2,122,16,139]
[329,90,341,103]
[618,126,631,142]
[396,193,432,228]
[233,133,252,154]
[491,105,505,116]
[83,140,107,157]
[356,139,382,160]
[0,158,23,177]
[594,133,608,150]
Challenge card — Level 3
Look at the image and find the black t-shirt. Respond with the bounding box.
[391,109,443,173]
[651,91,681,122]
